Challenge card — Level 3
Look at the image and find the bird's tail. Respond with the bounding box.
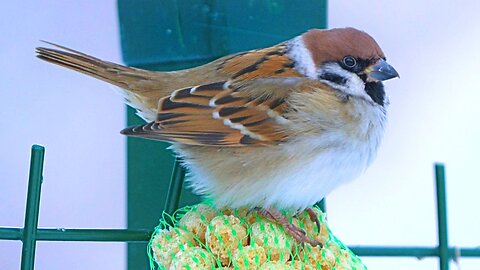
[36,41,148,89]
[36,42,167,121]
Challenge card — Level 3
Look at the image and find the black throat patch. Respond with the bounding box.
[364,81,385,106]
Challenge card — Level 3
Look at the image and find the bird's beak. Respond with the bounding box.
[365,59,399,81]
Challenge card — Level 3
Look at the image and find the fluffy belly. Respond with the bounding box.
[174,136,378,211]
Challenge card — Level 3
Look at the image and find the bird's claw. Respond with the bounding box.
[306,208,322,234]
[256,207,323,247]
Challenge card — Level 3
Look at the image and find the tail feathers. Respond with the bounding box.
[36,41,147,89]
[36,41,166,121]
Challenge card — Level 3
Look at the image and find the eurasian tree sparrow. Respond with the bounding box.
[36,27,398,245]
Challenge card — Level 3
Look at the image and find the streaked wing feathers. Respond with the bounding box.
[121,81,290,146]
[218,43,302,81]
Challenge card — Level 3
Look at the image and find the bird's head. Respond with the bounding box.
[288,27,399,106]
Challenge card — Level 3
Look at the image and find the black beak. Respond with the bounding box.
[366,59,399,81]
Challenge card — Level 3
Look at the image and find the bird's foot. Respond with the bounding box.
[306,207,322,234]
[256,207,322,247]
[293,208,322,234]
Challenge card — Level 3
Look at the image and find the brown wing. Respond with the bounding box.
[121,81,292,146]
[217,42,301,81]
[121,42,313,146]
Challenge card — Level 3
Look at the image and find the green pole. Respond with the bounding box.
[435,163,449,270]
[316,199,327,214]
[20,145,45,270]
[164,158,186,215]
[35,228,151,242]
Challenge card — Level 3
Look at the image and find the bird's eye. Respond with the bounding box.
[342,56,357,68]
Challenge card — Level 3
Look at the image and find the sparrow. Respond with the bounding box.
[36,27,398,246]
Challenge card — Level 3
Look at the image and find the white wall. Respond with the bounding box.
[0,1,125,270]
[1,1,479,270]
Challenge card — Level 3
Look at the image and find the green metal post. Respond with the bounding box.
[0,227,23,240]
[350,246,480,258]
[34,228,151,242]
[118,2,328,269]
[164,158,186,215]
[20,145,45,270]
[316,199,327,214]
[351,246,439,257]
[0,227,151,242]
[435,163,449,270]
[2,145,480,268]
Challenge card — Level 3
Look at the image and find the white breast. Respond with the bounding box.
[177,98,387,211]
[260,132,383,210]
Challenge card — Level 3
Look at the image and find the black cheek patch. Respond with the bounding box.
[319,72,348,85]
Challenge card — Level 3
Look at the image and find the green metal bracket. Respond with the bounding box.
[348,163,480,270]
[20,145,45,270]
[164,158,186,216]
[436,164,450,270]
[0,146,479,270]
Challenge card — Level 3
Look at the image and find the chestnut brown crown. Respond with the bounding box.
[303,27,385,66]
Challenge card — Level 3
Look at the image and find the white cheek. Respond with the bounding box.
[345,77,367,98]
[317,63,373,102]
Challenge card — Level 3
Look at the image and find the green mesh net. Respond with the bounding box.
[148,201,367,269]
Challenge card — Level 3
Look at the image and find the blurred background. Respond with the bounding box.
[1,1,479,269]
